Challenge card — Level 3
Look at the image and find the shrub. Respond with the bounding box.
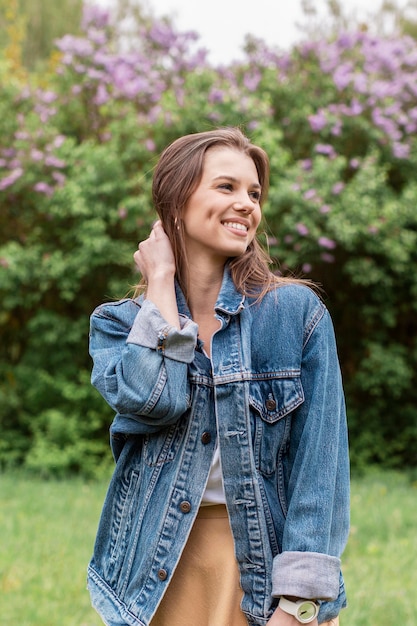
[1,3,416,474]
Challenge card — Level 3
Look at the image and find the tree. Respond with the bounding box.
[0,0,83,71]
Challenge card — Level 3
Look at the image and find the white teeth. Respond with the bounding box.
[223,221,248,232]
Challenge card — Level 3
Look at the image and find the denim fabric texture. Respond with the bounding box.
[87,267,350,626]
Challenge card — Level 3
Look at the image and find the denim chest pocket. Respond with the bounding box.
[249,376,304,475]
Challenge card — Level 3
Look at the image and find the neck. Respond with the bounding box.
[186,260,225,316]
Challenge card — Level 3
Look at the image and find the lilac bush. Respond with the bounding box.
[52,4,208,139]
[1,2,417,473]
[305,32,417,159]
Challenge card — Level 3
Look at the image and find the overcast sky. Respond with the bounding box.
[99,0,411,64]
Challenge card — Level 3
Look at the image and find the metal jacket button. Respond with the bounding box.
[179,500,192,513]
[201,431,211,444]
[158,569,168,581]
[266,398,277,411]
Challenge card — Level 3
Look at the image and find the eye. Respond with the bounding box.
[249,189,261,201]
[218,183,233,191]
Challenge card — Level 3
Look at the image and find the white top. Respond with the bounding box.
[200,345,226,505]
[201,444,226,505]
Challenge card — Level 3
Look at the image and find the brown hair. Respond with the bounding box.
[136,127,301,301]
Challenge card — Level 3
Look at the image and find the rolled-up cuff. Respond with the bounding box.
[126,299,198,363]
[272,551,341,601]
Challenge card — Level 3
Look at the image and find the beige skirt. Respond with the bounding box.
[151,504,247,626]
[150,504,340,626]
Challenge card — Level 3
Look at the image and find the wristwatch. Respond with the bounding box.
[279,597,319,623]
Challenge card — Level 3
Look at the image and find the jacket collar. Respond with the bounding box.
[214,264,245,316]
[175,263,245,318]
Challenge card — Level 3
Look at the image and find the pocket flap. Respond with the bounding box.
[249,375,304,423]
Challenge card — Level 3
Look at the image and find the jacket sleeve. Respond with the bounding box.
[271,307,350,602]
[89,299,198,429]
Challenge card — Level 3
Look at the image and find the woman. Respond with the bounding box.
[88,127,350,626]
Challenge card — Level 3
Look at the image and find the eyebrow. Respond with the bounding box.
[212,175,262,190]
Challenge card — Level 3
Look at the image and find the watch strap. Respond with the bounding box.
[279,596,319,623]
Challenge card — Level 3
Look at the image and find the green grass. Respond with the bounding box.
[0,474,108,626]
[1,470,416,625]
[342,470,417,626]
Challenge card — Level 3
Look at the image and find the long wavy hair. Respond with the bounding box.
[135,127,303,302]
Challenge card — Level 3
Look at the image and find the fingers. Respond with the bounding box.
[137,221,163,249]
[151,219,164,237]
[134,220,175,280]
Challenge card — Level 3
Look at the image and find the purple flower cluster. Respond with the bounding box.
[1,2,210,197]
[54,4,207,113]
[0,118,67,196]
[291,193,338,263]
[0,167,23,191]
[302,31,417,159]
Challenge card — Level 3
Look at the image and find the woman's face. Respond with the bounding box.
[182,147,262,266]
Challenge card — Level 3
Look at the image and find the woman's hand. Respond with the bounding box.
[134,220,180,328]
[266,606,318,626]
[134,220,180,329]
[134,220,176,283]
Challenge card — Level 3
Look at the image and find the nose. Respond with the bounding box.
[232,192,257,213]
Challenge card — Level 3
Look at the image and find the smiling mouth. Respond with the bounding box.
[222,221,248,233]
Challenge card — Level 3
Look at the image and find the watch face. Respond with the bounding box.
[297,601,317,622]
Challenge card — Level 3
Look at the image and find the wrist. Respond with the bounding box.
[146,267,176,283]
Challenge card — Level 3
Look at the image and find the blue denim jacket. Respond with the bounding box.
[87,268,350,626]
